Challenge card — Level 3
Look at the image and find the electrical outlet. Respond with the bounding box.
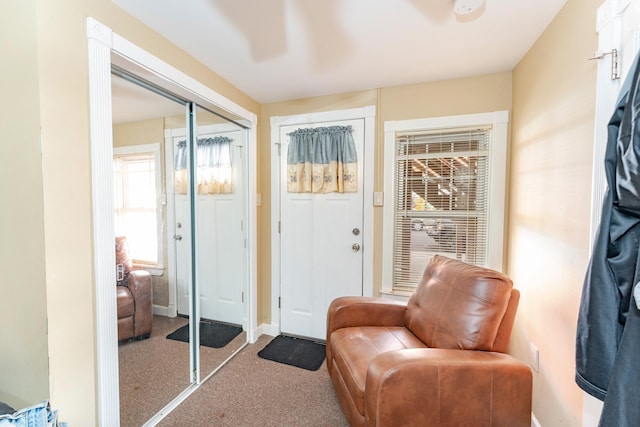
[529,343,540,372]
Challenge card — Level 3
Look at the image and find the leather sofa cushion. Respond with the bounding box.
[330,326,427,415]
[117,286,134,319]
[405,255,513,351]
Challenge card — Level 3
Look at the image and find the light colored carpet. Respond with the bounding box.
[118,315,247,427]
[158,334,349,427]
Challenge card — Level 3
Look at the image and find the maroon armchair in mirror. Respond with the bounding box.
[115,236,152,341]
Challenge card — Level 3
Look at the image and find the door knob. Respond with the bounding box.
[352,228,360,236]
[352,243,360,252]
[174,234,183,241]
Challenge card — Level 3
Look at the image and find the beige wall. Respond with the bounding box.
[1,0,602,424]
[259,73,512,324]
[113,118,164,149]
[0,0,50,409]
[509,0,600,425]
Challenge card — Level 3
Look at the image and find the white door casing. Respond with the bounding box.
[270,106,376,341]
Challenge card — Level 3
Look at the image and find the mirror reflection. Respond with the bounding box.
[111,73,249,426]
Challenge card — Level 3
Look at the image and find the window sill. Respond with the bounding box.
[133,264,165,276]
[380,289,414,302]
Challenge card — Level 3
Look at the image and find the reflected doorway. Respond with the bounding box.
[111,70,249,426]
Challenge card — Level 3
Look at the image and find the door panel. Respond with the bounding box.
[171,129,245,327]
[280,118,365,340]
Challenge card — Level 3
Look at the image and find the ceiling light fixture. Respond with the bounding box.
[453,0,485,15]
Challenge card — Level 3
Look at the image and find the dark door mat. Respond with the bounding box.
[258,335,326,371]
[166,320,243,349]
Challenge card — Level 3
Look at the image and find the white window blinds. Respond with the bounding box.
[391,126,492,290]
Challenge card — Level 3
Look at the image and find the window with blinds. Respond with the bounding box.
[391,127,492,291]
[113,146,161,265]
[383,112,508,295]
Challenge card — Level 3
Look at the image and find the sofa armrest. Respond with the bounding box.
[326,297,407,375]
[365,349,532,427]
[127,270,152,337]
[327,296,407,341]
[127,270,151,300]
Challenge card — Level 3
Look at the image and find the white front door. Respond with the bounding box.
[168,127,246,327]
[279,119,365,340]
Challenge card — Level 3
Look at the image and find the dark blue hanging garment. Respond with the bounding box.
[576,49,640,426]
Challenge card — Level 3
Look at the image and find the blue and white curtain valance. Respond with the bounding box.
[174,136,233,194]
[287,126,357,193]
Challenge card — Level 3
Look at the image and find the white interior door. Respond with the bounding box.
[168,127,246,327]
[279,119,365,340]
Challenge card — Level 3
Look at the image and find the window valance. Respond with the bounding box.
[287,125,357,193]
[174,136,233,194]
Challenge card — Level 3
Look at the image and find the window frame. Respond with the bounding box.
[382,111,509,298]
[113,143,164,273]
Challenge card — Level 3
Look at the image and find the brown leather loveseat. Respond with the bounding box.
[116,236,152,341]
[326,255,532,426]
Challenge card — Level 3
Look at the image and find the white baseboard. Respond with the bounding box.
[152,304,177,317]
[254,323,279,340]
[532,413,541,427]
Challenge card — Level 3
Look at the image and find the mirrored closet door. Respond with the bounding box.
[111,70,249,427]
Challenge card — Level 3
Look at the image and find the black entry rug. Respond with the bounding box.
[257,335,326,371]
[166,320,243,349]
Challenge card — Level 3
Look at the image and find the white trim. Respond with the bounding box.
[270,106,376,337]
[87,18,119,427]
[382,111,509,294]
[583,1,622,424]
[590,0,622,243]
[113,142,164,268]
[164,130,179,320]
[152,304,177,317]
[87,17,258,425]
[532,412,542,427]
[380,291,412,302]
[255,323,280,339]
[113,142,159,155]
[110,34,255,126]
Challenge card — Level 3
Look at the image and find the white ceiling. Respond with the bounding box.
[112,0,568,104]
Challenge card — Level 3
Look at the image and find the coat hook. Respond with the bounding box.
[588,49,620,80]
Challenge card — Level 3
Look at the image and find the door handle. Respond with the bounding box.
[174,234,183,241]
[352,243,360,252]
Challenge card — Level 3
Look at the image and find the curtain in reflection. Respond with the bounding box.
[175,137,233,194]
[287,126,357,193]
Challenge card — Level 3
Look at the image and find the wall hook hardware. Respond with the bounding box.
[589,49,620,80]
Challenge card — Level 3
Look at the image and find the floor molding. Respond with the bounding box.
[532,412,541,427]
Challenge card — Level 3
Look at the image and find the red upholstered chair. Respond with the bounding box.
[116,236,152,341]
